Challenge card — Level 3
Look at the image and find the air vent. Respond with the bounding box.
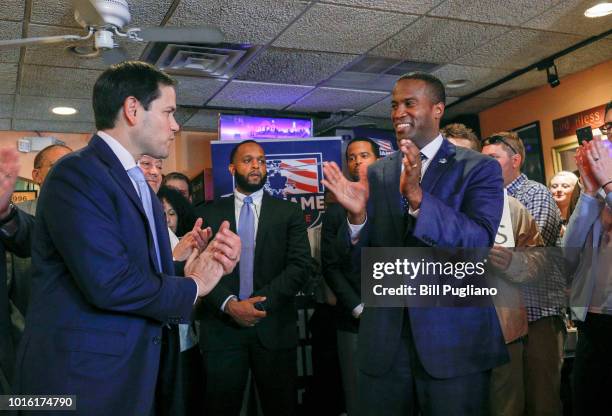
[323,56,441,91]
[144,42,261,79]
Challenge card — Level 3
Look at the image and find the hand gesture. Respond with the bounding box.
[172,218,212,261]
[0,148,20,218]
[206,220,241,275]
[488,245,513,271]
[225,296,267,327]
[322,161,368,224]
[399,139,423,210]
[576,145,598,196]
[585,138,612,190]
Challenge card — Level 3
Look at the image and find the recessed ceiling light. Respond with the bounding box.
[51,106,78,116]
[584,2,612,17]
[446,79,470,89]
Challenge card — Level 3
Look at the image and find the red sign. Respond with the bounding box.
[552,104,606,139]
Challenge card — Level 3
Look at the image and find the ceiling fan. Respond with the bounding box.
[0,0,224,64]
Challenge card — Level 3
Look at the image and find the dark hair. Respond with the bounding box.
[397,71,446,105]
[93,61,176,130]
[33,144,73,169]
[162,172,192,195]
[345,137,380,161]
[157,186,197,238]
[605,100,612,115]
[229,140,260,164]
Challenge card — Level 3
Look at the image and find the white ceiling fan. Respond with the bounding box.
[0,0,224,64]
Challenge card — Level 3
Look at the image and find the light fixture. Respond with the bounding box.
[584,3,612,17]
[446,79,470,89]
[51,106,78,115]
[537,61,560,88]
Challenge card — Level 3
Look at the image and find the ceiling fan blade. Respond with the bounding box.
[0,34,83,49]
[101,47,129,65]
[73,0,106,26]
[136,26,224,44]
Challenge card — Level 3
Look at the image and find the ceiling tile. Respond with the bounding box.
[287,87,388,113]
[522,0,612,37]
[0,1,24,20]
[169,0,310,44]
[337,115,394,130]
[208,80,313,110]
[477,68,547,99]
[0,119,10,130]
[30,0,174,28]
[24,24,146,70]
[175,76,226,106]
[12,119,95,133]
[0,63,18,94]
[443,96,505,120]
[237,48,358,85]
[455,28,582,70]
[358,96,391,118]
[20,65,102,99]
[429,0,557,26]
[555,38,612,75]
[0,95,14,118]
[182,109,220,131]
[432,64,512,96]
[273,3,415,54]
[0,20,22,63]
[174,107,199,125]
[320,0,444,14]
[371,17,509,63]
[14,95,94,122]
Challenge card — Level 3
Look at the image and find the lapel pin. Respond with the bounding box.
[438,158,447,164]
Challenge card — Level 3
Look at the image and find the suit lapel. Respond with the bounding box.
[254,193,273,268]
[420,139,456,192]
[383,152,404,236]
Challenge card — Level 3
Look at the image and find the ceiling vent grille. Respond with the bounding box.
[145,43,261,79]
[323,56,441,91]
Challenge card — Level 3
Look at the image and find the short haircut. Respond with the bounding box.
[33,144,73,169]
[605,100,612,115]
[549,170,578,187]
[484,131,526,169]
[229,140,260,164]
[162,172,192,195]
[345,137,381,161]
[92,61,176,130]
[157,186,197,238]
[397,71,446,105]
[440,123,481,151]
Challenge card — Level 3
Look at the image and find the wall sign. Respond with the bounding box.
[552,104,606,139]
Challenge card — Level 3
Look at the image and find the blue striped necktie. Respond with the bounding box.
[238,196,255,300]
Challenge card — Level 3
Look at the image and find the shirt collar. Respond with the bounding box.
[97,131,137,171]
[420,133,444,161]
[506,173,528,194]
[234,187,264,204]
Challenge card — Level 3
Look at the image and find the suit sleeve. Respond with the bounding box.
[562,193,602,275]
[322,204,361,311]
[0,209,35,258]
[252,203,311,312]
[414,158,504,248]
[40,159,196,323]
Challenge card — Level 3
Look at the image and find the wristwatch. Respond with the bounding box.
[0,203,19,237]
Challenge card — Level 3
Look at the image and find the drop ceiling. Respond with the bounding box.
[0,0,610,134]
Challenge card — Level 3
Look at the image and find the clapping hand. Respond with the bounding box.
[322,161,368,224]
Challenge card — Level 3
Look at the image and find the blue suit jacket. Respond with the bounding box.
[14,135,197,415]
[356,139,509,379]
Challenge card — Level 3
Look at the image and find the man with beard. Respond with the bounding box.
[322,72,507,415]
[195,140,311,415]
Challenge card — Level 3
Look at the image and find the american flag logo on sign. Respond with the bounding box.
[264,153,323,197]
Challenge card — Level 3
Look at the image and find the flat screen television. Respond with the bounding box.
[218,114,313,141]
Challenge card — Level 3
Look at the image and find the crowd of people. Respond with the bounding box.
[0,61,610,416]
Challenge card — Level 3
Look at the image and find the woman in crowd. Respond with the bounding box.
[549,170,579,241]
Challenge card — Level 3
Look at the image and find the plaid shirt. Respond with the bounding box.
[507,173,566,322]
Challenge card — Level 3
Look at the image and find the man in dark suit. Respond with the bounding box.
[14,61,240,416]
[196,140,311,416]
[0,148,34,394]
[322,137,380,416]
[323,72,508,415]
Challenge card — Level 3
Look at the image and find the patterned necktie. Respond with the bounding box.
[402,152,428,212]
[238,196,255,300]
[127,166,161,272]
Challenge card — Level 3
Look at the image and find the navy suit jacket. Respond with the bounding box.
[356,139,509,379]
[14,135,197,415]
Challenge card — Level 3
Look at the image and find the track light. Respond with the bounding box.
[537,61,560,88]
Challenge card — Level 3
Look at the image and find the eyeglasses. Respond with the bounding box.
[597,122,612,135]
[482,135,518,155]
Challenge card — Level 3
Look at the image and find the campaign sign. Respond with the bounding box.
[210,138,343,228]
